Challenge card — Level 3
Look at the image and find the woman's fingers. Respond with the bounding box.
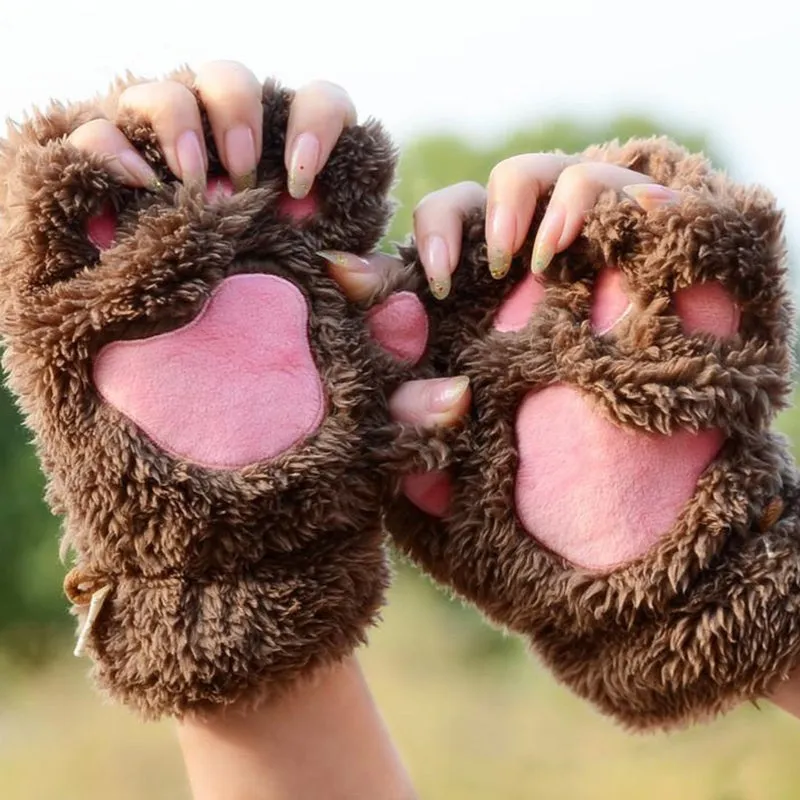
[66,119,160,189]
[71,60,264,191]
[116,79,208,186]
[412,181,486,299]
[390,377,469,518]
[530,162,681,273]
[285,81,357,200]
[484,153,573,279]
[193,60,263,191]
[388,377,471,429]
[318,251,403,302]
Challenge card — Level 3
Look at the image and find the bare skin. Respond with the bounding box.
[70,59,800,799]
[177,658,416,800]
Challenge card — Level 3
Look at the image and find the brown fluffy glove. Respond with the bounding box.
[389,137,800,731]
[0,70,428,718]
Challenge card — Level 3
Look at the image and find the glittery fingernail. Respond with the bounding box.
[423,235,451,300]
[531,204,565,274]
[531,242,554,274]
[489,249,511,279]
[317,250,371,271]
[224,126,258,192]
[487,204,515,279]
[318,250,379,301]
[288,133,320,200]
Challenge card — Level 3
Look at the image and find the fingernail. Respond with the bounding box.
[288,132,320,200]
[531,204,565,274]
[317,250,371,271]
[487,204,515,279]
[318,251,378,301]
[622,184,680,211]
[422,235,451,300]
[427,376,470,413]
[175,130,206,187]
[116,150,161,190]
[224,125,258,192]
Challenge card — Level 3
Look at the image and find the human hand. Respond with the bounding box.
[323,154,680,515]
[12,59,420,798]
[359,143,795,731]
[66,59,356,197]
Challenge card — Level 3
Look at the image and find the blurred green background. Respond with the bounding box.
[2,116,800,800]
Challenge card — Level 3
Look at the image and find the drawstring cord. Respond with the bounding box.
[63,567,112,657]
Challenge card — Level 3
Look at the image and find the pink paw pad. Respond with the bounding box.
[93,274,325,470]
[86,205,118,250]
[402,471,453,517]
[493,266,739,340]
[510,268,740,569]
[367,291,429,364]
[515,385,724,569]
[673,282,740,337]
[493,273,547,333]
[590,268,632,334]
[277,189,319,221]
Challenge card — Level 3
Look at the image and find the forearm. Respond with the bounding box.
[176,656,416,800]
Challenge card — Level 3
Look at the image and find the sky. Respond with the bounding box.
[0,0,797,262]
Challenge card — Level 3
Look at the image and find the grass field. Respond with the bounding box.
[4,412,800,800]
[3,566,800,800]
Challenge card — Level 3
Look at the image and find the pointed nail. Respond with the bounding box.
[317,250,371,271]
[531,242,554,274]
[531,203,565,274]
[428,376,470,413]
[622,184,680,211]
[224,126,257,191]
[117,149,160,190]
[288,132,320,200]
[231,170,258,192]
[489,249,511,279]
[175,130,207,187]
[487,204,515,279]
[422,235,451,300]
[318,251,379,301]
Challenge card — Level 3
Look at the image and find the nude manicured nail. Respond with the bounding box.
[428,376,470,413]
[224,125,257,191]
[317,251,371,271]
[117,150,161,190]
[288,133,320,199]
[622,184,680,211]
[531,204,566,274]
[318,251,378,300]
[175,130,206,186]
[487,204,515,279]
[423,235,451,300]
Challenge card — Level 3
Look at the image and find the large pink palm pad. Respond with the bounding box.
[94,274,428,470]
[497,268,740,570]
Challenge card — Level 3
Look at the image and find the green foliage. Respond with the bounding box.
[0,371,68,659]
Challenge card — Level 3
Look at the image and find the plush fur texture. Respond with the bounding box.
[390,137,800,731]
[0,69,424,719]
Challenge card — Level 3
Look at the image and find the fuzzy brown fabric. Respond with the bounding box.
[0,69,420,719]
[389,137,800,731]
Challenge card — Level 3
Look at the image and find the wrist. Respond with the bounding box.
[177,656,416,800]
